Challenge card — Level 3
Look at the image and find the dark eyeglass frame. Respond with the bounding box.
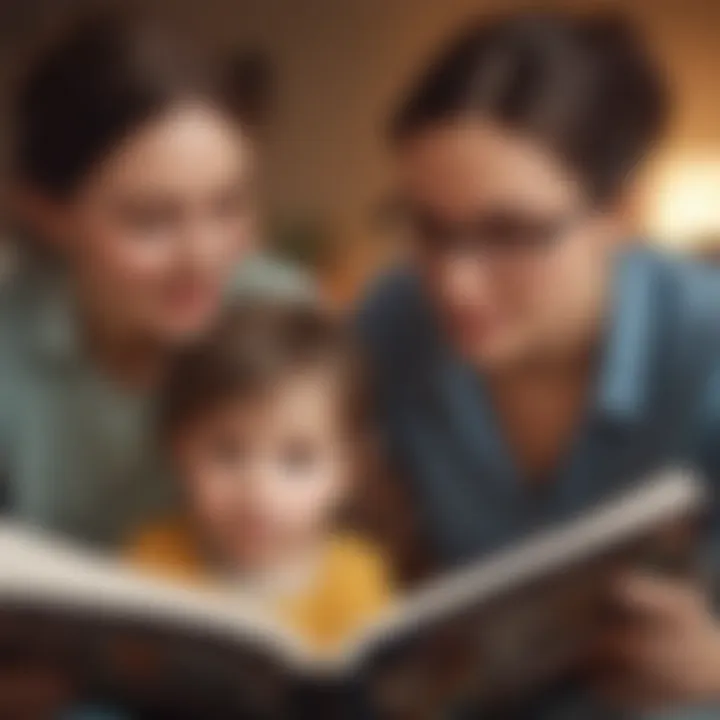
[381,200,589,269]
[419,211,585,258]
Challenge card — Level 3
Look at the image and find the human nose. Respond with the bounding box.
[436,251,492,308]
[177,217,230,272]
[242,460,278,500]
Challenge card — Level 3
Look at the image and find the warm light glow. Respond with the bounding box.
[645,153,720,248]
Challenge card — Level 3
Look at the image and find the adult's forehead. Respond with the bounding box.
[394,119,585,219]
[77,102,251,202]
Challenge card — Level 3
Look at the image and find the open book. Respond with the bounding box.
[0,468,705,718]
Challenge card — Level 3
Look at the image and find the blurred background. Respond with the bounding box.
[1,0,719,302]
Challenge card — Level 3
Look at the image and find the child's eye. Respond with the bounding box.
[280,442,318,475]
[116,200,178,236]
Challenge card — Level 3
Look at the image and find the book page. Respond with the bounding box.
[338,469,703,716]
[0,522,318,717]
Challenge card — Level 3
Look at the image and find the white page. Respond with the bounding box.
[0,467,703,676]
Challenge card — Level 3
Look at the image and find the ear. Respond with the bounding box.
[10,185,74,251]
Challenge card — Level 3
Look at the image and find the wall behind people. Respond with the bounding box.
[2,0,719,295]
[165,0,720,294]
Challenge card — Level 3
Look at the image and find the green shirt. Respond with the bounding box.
[0,254,315,548]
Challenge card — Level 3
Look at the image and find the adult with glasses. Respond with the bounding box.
[358,12,720,718]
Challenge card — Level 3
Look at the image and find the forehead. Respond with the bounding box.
[80,102,251,200]
[395,119,584,218]
[207,367,345,429]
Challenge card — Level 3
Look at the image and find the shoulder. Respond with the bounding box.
[228,253,317,304]
[316,534,393,636]
[0,262,60,361]
[0,270,23,347]
[356,265,427,334]
[639,248,720,340]
[618,248,720,382]
[326,533,392,590]
[355,266,437,374]
[632,250,720,453]
[0,274,33,426]
[124,517,201,576]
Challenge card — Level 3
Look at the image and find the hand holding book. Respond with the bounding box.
[0,468,710,718]
[590,571,720,711]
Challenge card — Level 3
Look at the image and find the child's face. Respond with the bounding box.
[174,369,350,572]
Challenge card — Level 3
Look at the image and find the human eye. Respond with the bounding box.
[477,212,567,255]
[116,198,180,236]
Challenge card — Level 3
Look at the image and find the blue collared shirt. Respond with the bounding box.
[357,248,720,719]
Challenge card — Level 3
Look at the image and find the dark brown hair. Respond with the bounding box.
[391,12,669,203]
[159,300,364,438]
[14,5,242,199]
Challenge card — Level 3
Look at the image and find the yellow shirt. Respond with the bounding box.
[125,521,391,650]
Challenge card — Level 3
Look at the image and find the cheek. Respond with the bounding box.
[216,213,255,260]
[273,462,345,527]
[77,220,174,292]
[504,271,555,322]
[541,241,601,312]
[504,245,606,352]
[184,464,241,525]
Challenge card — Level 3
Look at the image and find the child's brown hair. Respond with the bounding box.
[159,300,366,439]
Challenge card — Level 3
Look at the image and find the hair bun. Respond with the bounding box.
[580,14,669,129]
[392,11,669,203]
[578,13,670,186]
[580,14,639,51]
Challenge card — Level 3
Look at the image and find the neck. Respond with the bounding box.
[486,317,600,397]
[78,302,169,391]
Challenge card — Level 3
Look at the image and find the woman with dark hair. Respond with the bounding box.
[0,7,311,549]
[359,13,720,717]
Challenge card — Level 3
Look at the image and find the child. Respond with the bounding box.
[126,300,391,649]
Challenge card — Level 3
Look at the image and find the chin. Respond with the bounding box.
[161,294,225,337]
[447,321,513,368]
[231,548,278,573]
[463,337,528,372]
[158,311,222,343]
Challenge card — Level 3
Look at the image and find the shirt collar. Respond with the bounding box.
[596,249,657,425]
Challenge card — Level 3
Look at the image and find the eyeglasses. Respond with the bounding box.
[393,204,585,271]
